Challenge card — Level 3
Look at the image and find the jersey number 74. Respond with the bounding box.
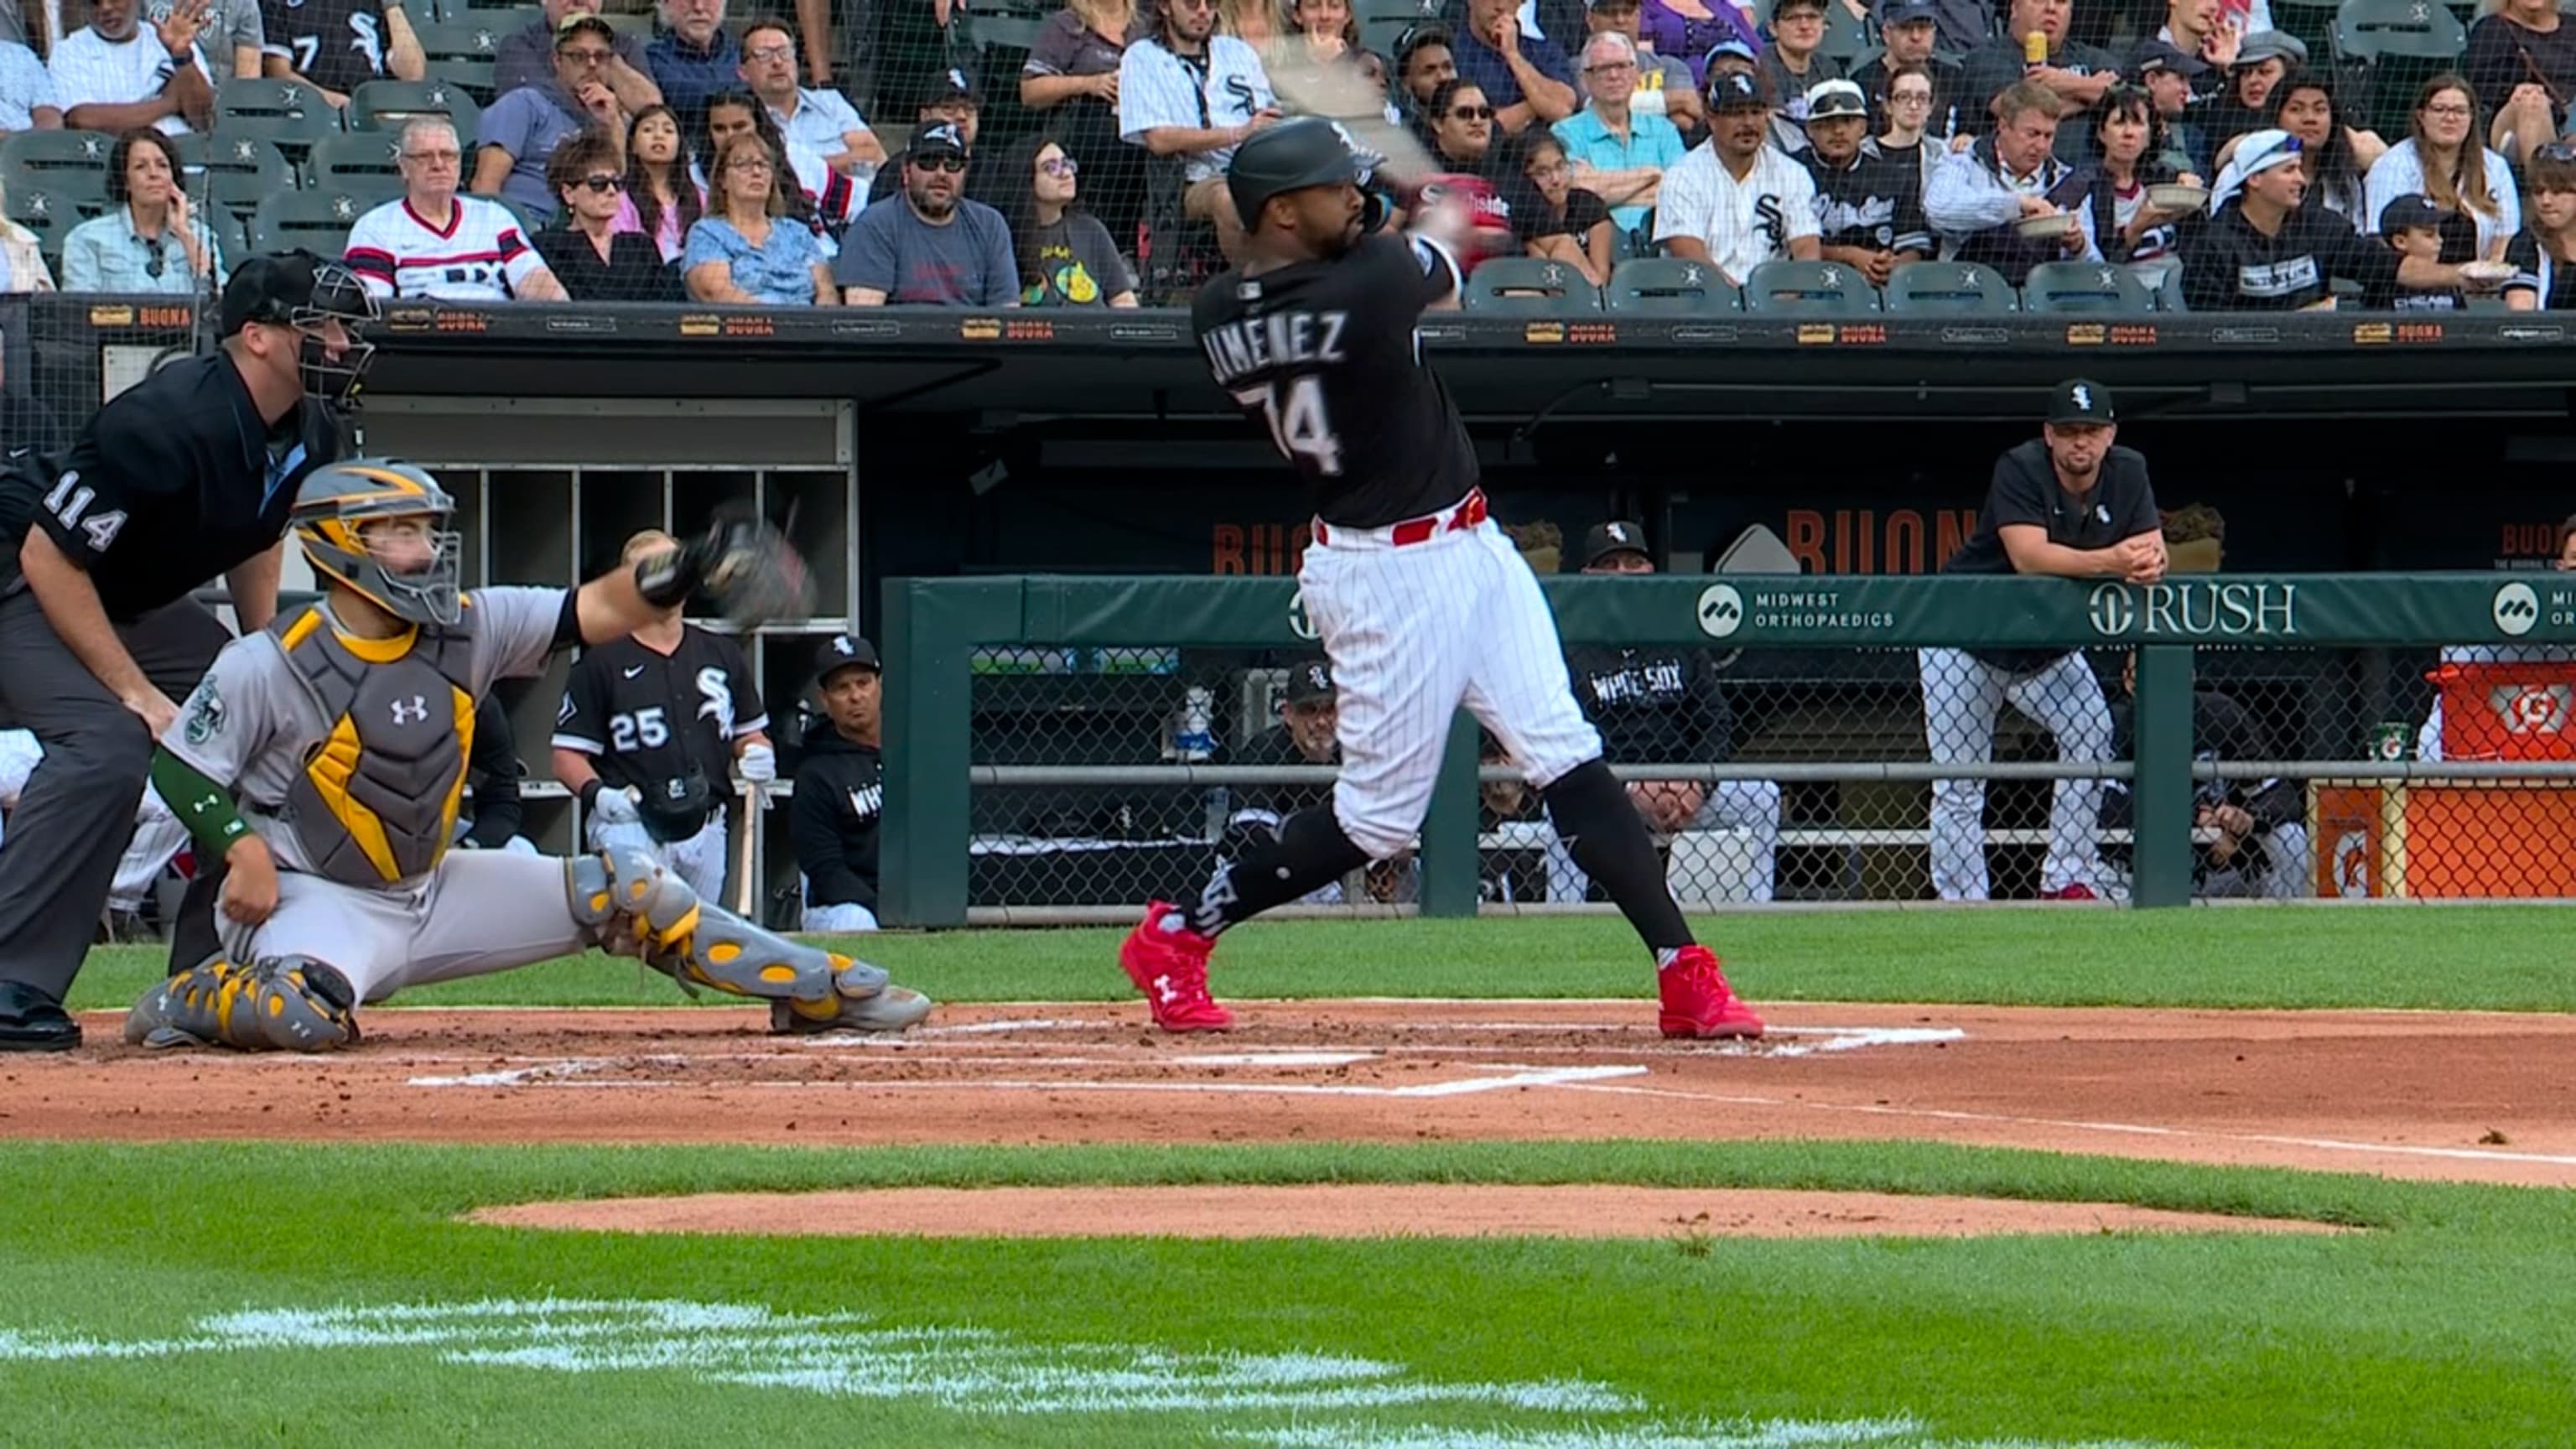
[1229,376,1343,476]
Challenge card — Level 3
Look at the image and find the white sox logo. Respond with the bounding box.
[390,695,429,725]
[695,667,737,734]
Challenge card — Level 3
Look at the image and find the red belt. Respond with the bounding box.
[1314,488,1487,548]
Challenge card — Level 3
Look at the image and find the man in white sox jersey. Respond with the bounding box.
[552,529,772,902]
[126,461,927,1050]
[1120,117,1763,1039]
[1919,378,2163,901]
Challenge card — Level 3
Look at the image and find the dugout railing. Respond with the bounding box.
[878,572,2576,926]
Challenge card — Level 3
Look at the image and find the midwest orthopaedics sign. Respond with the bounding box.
[2086,581,2301,640]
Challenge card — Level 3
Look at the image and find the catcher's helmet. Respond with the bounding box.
[293,460,463,628]
[1225,117,1362,228]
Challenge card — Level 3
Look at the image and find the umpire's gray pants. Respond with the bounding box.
[1917,647,2113,901]
[0,587,230,1000]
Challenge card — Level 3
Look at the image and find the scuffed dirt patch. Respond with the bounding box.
[470,1184,2351,1239]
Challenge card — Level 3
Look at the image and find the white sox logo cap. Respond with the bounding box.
[2048,378,2115,424]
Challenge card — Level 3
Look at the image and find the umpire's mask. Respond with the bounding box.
[293,460,465,627]
[221,254,382,408]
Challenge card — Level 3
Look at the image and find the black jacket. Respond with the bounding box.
[2101,686,2300,876]
[463,693,525,849]
[790,716,882,910]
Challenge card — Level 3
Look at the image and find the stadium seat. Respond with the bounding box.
[308,131,408,191]
[171,132,294,221]
[2156,267,2188,312]
[1603,257,1739,313]
[2331,0,2467,132]
[350,78,484,146]
[251,189,370,258]
[214,79,343,153]
[416,19,514,100]
[205,205,250,270]
[0,129,114,213]
[1741,258,1881,313]
[2,184,73,260]
[1462,257,1602,314]
[1818,2,1878,67]
[2020,260,2156,312]
[1882,261,2017,314]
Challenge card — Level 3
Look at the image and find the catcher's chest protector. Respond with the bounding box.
[272,607,481,886]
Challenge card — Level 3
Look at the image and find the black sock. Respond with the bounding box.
[1542,759,1695,956]
[1183,807,1372,937]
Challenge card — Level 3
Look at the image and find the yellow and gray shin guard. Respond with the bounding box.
[124,955,361,1052]
[570,847,932,1034]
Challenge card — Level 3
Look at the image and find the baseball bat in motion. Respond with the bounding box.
[734,784,758,917]
[1263,63,1440,187]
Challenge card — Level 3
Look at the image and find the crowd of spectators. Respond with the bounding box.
[5,0,2576,304]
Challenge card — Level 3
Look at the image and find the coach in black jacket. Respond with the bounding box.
[2099,652,2310,898]
[792,634,885,932]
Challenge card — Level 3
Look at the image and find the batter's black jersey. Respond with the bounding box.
[1193,232,1477,529]
[1945,436,2159,671]
[1565,645,1734,766]
[0,356,341,621]
[259,0,397,94]
[552,626,768,794]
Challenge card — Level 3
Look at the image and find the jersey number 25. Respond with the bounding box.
[1230,377,1343,476]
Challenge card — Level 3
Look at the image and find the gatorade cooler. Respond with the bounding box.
[2430,663,2576,761]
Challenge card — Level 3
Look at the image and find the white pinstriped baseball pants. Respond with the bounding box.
[1297,510,1603,860]
[1917,647,2112,901]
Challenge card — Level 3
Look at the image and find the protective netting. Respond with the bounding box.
[963,639,2576,914]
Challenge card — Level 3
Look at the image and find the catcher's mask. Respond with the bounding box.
[293,460,463,628]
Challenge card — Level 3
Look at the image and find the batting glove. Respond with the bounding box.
[737,743,777,785]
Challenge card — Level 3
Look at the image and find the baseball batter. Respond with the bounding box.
[123,461,929,1051]
[1919,379,2163,901]
[1119,117,1763,1040]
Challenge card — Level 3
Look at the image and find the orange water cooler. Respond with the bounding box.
[2313,664,2576,898]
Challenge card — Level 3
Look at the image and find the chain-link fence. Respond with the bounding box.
[960,636,2576,917]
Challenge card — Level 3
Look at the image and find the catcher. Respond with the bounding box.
[124,460,931,1052]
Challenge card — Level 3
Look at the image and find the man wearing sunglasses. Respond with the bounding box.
[836,120,1019,305]
[2181,127,2479,309]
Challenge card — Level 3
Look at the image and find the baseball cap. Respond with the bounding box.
[813,633,880,686]
[1707,70,1768,110]
[2233,30,2307,68]
[553,10,614,44]
[1584,0,1640,11]
[1581,520,1653,569]
[923,65,979,105]
[2047,378,2116,426]
[2233,127,2305,180]
[1803,77,1868,122]
[219,251,337,336]
[2128,38,2207,80]
[1882,0,1939,25]
[1283,660,1335,704]
[910,120,970,159]
[2378,191,2450,237]
[1701,38,1758,70]
[1771,0,1830,14]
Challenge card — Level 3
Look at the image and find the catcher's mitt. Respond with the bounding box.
[676,506,814,626]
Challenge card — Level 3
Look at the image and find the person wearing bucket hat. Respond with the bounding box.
[1916,379,2161,904]
[1654,69,1821,283]
[2182,127,2486,308]
[1801,76,1930,287]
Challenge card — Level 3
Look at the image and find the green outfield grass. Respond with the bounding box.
[1,1139,2570,1449]
[60,906,2576,1015]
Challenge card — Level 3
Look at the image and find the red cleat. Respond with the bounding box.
[2040,882,2100,901]
[1658,945,1764,1040]
[1118,901,1234,1032]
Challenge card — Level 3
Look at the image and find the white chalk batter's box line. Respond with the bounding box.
[402,1024,1966,1094]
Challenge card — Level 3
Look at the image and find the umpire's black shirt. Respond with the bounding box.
[1943,437,2158,672]
[0,356,341,621]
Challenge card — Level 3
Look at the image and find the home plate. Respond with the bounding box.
[1760,1026,1965,1057]
[1169,1052,1380,1068]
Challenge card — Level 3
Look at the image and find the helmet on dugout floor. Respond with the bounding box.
[293,460,464,628]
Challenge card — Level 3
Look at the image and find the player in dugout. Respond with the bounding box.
[123,460,930,1052]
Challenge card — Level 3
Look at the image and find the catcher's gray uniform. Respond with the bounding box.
[159,587,585,1005]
